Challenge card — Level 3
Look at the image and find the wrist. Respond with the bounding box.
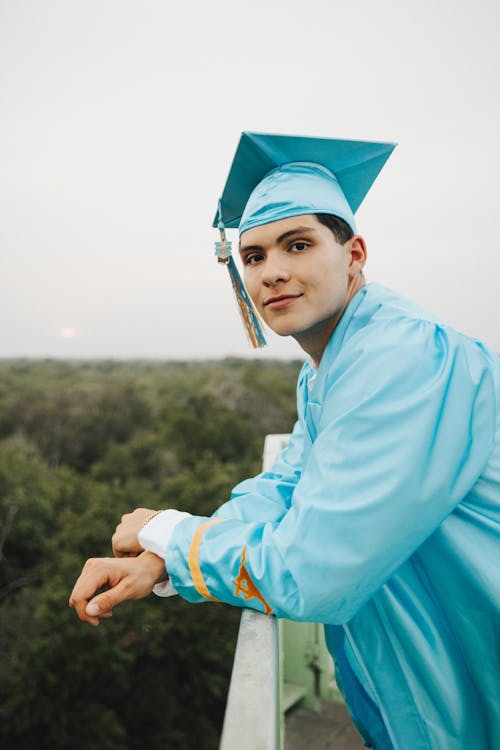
[141,551,168,584]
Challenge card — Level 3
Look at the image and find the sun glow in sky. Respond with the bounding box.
[1,0,499,359]
[57,327,77,340]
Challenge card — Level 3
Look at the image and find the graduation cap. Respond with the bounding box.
[213,132,396,348]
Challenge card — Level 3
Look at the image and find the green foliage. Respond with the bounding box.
[0,358,301,749]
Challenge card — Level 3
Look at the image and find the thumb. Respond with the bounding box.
[85,577,132,617]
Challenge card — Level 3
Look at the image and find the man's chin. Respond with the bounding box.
[267,324,305,339]
[263,313,325,340]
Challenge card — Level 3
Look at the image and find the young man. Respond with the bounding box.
[70,133,500,750]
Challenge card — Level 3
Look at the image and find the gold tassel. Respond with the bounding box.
[215,220,266,349]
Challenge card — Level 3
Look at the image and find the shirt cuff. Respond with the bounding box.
[138,509,192,598]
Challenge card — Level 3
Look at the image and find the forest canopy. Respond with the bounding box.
[0,358,302,750]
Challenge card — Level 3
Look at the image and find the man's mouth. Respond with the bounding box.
[264,294,303,310]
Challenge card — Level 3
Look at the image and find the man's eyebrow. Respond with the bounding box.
[239,226,317,254]
[275,226,317,244]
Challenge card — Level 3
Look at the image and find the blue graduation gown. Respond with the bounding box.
[166,283,500,749]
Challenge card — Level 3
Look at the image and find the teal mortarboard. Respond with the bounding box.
[215,132,396,233]
[213,132,396,348]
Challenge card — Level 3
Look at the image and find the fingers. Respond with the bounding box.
[111,508,156,557]
[84,576,134,621]
[69,553,164,627]
[112,514,132,556]
[69,557,130,626]
[69,557,110,624]
[111,526,126,557]
[112,527,142,558]
[70,508,163,627]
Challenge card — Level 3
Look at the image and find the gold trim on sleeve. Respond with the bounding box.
[188,518,224,601]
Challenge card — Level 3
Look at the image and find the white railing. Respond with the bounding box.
[219,434,340,750]
[219,609,281,750]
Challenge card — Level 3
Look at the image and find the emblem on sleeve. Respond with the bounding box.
[233,547,272,615]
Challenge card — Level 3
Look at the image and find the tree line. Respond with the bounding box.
[0,358,302,750]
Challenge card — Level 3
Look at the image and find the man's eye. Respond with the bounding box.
[290,242,309,252]
[244,253,263,265]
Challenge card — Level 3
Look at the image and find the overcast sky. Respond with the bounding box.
[1,0,499,360]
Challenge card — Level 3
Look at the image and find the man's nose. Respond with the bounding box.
[261,254,291,287]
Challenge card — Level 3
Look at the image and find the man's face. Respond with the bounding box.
[239,214,354,350]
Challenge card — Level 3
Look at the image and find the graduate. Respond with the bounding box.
[70,133,500,750]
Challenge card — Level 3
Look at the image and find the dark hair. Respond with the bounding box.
[315,214,354,245]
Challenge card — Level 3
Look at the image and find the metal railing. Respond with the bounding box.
[219,435,341,750]
[219,609,281,750]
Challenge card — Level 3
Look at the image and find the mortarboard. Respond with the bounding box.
[213,132,396,347]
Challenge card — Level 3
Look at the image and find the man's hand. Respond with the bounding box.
[112,508,158,557]
[69,551,167,627]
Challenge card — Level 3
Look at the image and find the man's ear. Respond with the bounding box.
[348,235,367,274]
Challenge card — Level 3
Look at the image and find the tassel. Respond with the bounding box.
[215,205,266,349]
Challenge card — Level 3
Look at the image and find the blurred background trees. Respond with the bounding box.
[0,358,301,750]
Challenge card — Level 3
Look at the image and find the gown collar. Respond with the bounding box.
[306,284,369,402]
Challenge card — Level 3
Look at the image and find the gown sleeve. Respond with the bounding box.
[211,415,304,524]
[165,317,496,623]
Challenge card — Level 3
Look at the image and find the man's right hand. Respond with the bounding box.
[69,551,167,626]
[111,507,158,557]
